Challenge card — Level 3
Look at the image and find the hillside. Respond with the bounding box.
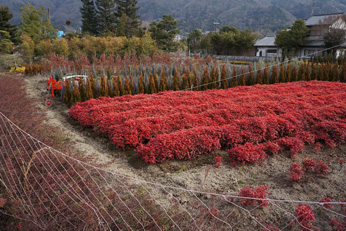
[1,0,346,33]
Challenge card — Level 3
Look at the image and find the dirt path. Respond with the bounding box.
[25,74,141,179]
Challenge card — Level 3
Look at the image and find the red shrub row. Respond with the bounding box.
[69,81,346,164]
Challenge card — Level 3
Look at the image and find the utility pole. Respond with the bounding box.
[311,0,315,16]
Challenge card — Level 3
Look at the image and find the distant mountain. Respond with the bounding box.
[1,0,346,34]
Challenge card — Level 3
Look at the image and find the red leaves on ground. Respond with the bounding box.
[302,158,316,171]
[319,197,333,209]
[289,163,304,181]
[228,143,267,166]
[238,185,269,207]
[314,160,330,176]
[214,156,222,168]
[296,204,315,230]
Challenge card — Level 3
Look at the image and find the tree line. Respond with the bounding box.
[187,26,257,55]
[80,0,140,38]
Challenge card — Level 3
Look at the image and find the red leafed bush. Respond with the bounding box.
[296,204,315,230]
[314,160,330,176]
[214,156,222,168]
[69,81,346,164]
[289,163,304,181]
[319,197,333,209]
[277,136,305,157]
[261,141,281,155]
[136,127,222,163]
[302,158,316,171]
[238,185,269,207]
[314,142,322,152]
[228,143,267,166]
[331,218,346,231]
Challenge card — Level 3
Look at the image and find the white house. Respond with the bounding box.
[254,35,282,58]
[254,13,346,58]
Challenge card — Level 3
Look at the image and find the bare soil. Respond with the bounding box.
[23,74,346,230]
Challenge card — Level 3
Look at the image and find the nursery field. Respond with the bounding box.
[70,81,346,165]
[1,72,346,230]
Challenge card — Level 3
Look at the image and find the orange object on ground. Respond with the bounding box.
[47,76,62,98]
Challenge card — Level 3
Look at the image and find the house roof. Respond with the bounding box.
[305,13,344,26]
[254,36,276,47]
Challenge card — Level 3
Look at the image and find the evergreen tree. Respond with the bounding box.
[263,64,269,84]
[201,66,209,90]
[159,68,168,91]
[124,76,132,95]
[286,63,291,82]
[90,74,99,97]
[106,77,111,96]
[246,63,253,85]
[305,63,311,81]
[210,66,218,89]
[209,66,215,89]
[64,79,72,107]
[129,73,135,94]
[230,66,238,87]
[138,72,145,93]
[79,79,86,101]
[0,30,12,54]
[311,63,317,80]
[111,77,120,96]
[147,73,157,94]
[117,75,125,95]
[279,63,285,83]
[181,69,189,90]
[149,15,180,52]
[291,65,298,82]
[341,64,346,82]
[115,0,141,38]
[192,70,199,91]
[172,67,180,91]
[298,63,304,81]
[96,0,117,34]
[153,71,159,91]
[215,67,220,88]
[256,65,262,84]
[271,65,278,84]
[324,64,330,81]
[116,11,126,36]
[80,0,99,35]
[86,77,94,99]
[19,3,57,43]
[318,65,323,81]
[0,6,18,44]
[239,66,246,86]
[332,64,338,81]
[100,75,106,96]
[221,65,228,89]
[72,81,82,104]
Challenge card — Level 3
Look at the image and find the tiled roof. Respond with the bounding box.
[254,36,276,47]
[305,13,343,26]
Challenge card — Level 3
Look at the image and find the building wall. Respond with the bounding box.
[255,47,282,58]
